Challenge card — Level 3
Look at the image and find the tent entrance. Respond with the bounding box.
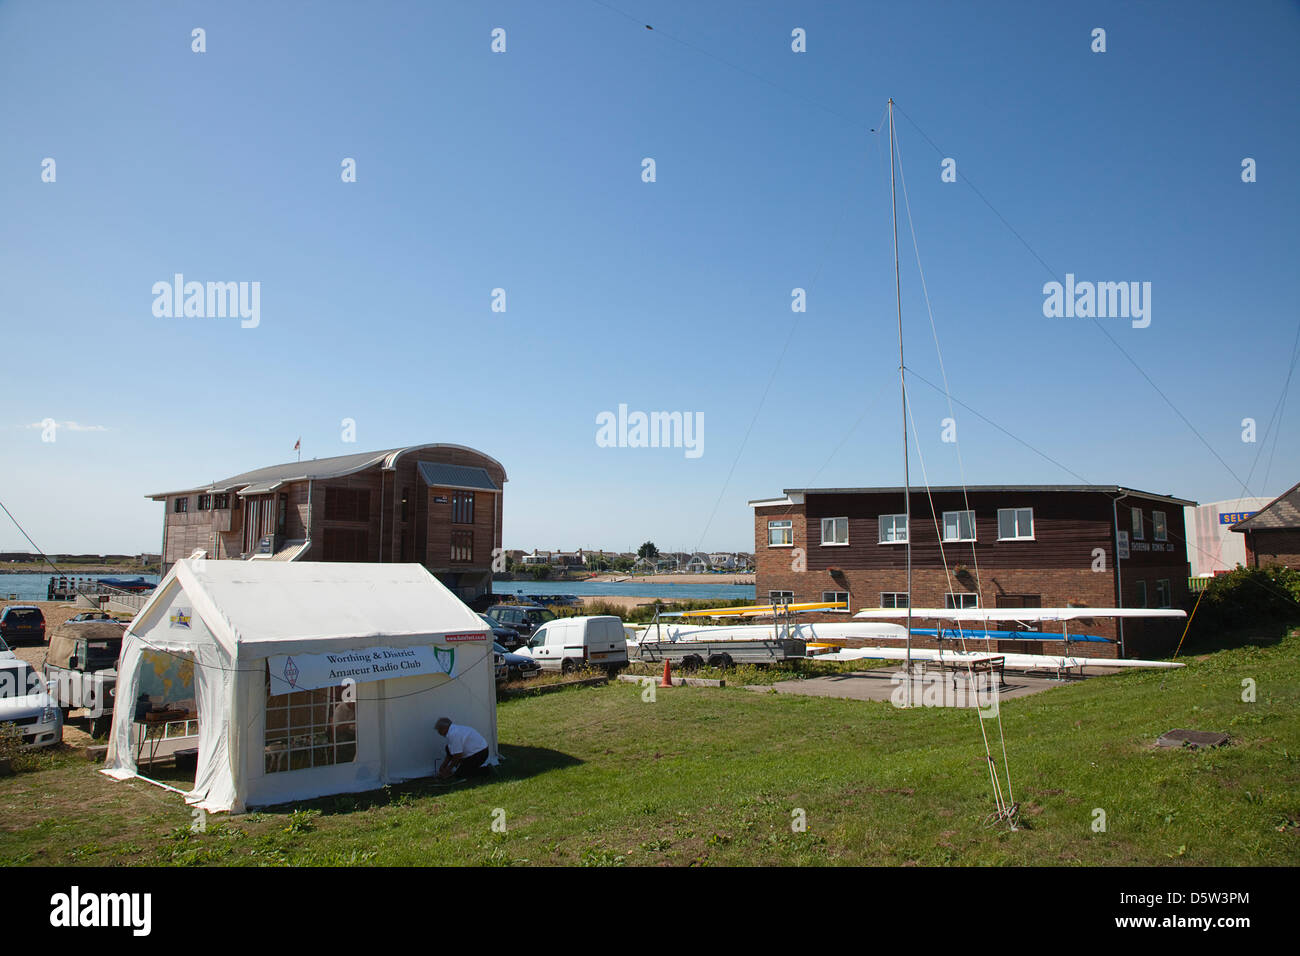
[130,649,202,791]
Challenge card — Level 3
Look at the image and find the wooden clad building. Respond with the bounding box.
[147,444,506,601]
[750,485,1195,659]
[1232,479,1300,570]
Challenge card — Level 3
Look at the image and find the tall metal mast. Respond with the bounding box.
[888,98,913,705]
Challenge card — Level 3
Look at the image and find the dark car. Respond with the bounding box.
[0,606,46,646]
[486,604,557,641]
[477,613,526,651]
[493,642,541,681]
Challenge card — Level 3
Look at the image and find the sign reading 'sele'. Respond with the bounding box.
[1219,512,1256,525]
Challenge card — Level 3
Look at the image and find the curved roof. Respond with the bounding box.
[146,443,507,499]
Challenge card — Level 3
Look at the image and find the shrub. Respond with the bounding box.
[1190,565,1300,635]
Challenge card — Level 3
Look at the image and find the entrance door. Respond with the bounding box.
[995,594,1041,654]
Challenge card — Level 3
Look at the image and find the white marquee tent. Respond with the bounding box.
[103,559,497,813]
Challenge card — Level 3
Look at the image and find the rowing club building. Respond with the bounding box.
[749,485,1195,659]
[148,444,506,602]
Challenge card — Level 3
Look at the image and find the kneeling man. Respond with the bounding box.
[435,716,491,780]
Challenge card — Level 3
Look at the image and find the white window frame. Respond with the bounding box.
[1155,579,1171,608]
[768,590,794,606]
[1153,511,1168,542]
[265,673,356,775]
[880,592,909,609]
[767,519,793,547]
[878,514,908,544]
[821,591,850,612]
[820,517,849,546]
[945,592,979,609]
[997,507,1034,541]
[942,510,977,543]
[1131,507,1144,540]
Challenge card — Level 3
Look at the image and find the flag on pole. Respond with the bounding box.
[293,438,300,451]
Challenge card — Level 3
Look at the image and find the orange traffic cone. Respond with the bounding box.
[659,658,673,688]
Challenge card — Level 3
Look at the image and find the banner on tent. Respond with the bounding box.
[268,645,458,694]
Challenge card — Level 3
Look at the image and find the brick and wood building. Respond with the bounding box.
[148,444,506,601]
[1232,480,1300,570]
[750,484,1195,659]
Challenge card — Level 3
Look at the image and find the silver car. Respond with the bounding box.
[0,659,63,749]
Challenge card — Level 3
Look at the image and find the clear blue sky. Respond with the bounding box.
[1,0,1297,555]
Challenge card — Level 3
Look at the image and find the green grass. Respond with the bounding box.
[2,628,1298,866]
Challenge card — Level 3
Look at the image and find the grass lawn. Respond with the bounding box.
[2,629,1298,866]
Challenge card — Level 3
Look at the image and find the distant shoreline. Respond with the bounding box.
[0,566,157,575]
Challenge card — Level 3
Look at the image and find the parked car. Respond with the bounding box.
[493,649,508,685]
[494,642,541,681]
[0,659,63,749]
[513,615,629,675]
[0,605,46,646]
[477,613,526,651]
[0,633,14,660]
[43,621,123,736]
[486,604,557,641]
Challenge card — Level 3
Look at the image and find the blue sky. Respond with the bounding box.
[1,0,1297,555]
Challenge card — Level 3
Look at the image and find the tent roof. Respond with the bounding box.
[136,560,488,657]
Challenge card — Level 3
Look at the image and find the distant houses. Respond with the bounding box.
[512,548,752,574]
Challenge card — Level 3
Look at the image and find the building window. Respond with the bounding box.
[451,529,473,563]
[173,497,188,514]
[325,487,370,523]
[1155,579,1171,608]
[880,592,909,608]
[1131,507,1144,540]
[997,508,1033,541]
[197,494,212,511]
[820,517,848,546]
[214,494,230,509]
[1153,511,1167,542]
[768,520,793,547]
[768,590,794,605]
[945,592,979,609]
[1136,580,1147,608]
[264,670,356,774]
[452,491,475,525]
[878,514,908,544]
[821,591,850,612]
[942,511,976,542]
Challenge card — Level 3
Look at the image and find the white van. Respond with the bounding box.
[517,615,629,674]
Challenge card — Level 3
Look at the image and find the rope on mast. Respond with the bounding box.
[889,109,1018,829]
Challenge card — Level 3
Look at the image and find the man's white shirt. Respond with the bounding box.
[445,723,488,757]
